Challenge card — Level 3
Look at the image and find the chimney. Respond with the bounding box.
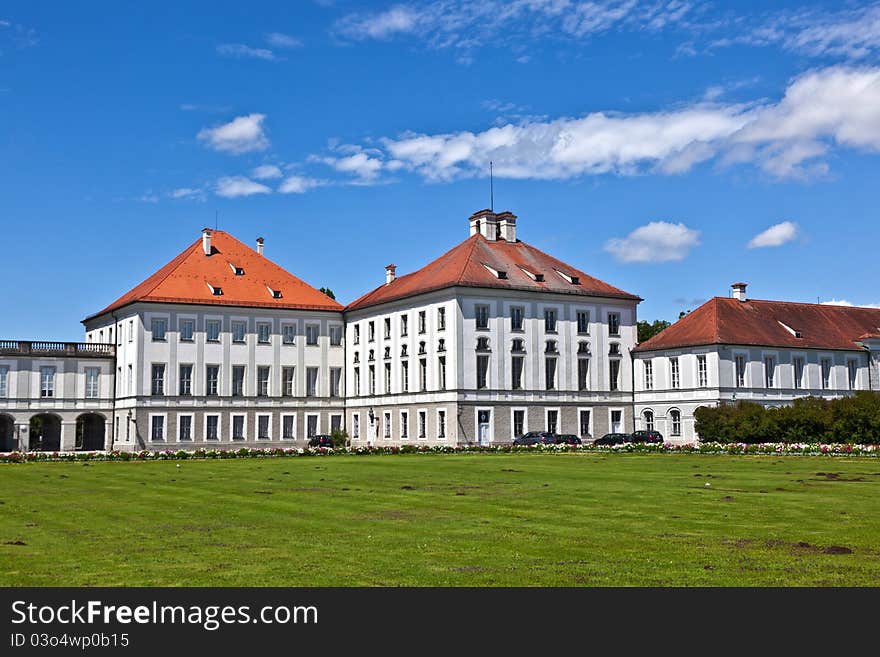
[202,228,212,256]
[496,211,517,242]
[468,208,499,241]
[731,282,748,301]
[256,237,264,256]
[385,264,397,285]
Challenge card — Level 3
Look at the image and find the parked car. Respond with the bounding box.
[512,431,557,446]
[555,434,582,445]
[592,433,631,446]
[630,430,664,444]
[308,434,334,448]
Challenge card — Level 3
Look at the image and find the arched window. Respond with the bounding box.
[643,410,654,432]
[669,409,681,437]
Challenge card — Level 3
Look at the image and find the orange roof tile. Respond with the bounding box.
[635,297,880,352]
[84,230,342,321]
[346,233,640,311]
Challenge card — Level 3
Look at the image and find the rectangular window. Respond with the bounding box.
[127,365,133,395]
[511,306,524,331]
[282,415,295,440]
[670,358,680,389]
[608,312,620,336]
[384,362,392,394]
[329,325,343,346]
[821,358,832,389]
[577,310,590,334]
[848,360,858,390]
[384,412,391,438]
[331,414,342,433]
[179,415,192,441]
[232,321,246,343]
[257,366,270,397]
[368,321,375,342]
[793,357,804,390]
[352,414,360,439]
[354,367,360,396]
[437,410,446,439]
[383,317,391,340]
[418,411,426,439]
[232,366,245,396]
[764,356,776,388]
[179,364,193,396]
[401,411,409,439]
[257,415,270,440]
[179,319,194,342]
[282,324,296,345]
[545,358,556,391]
[512,356,524,390]
[151,318,167,341]
[128,320,134,343]
[437,307,446,330]
[547,410,558,434]
[579,410,591,438]
[401,361,409,393]
[151,364,164,396]
[206,365,219,396]
[438,356,447,390]
[644,360,653,390]
[282,367,295,397]
[578,358,590,391]
[419,358,427,391]
[307,415,318,438]
[418,311,426,334]
[330,368,342,398]
[544,309,557,333]
[151,416,164,441]
[698,355,708,388]
[206,415,219,441]
[306,324,319,346]
[0,365,7,397]
[513,410,525,437]
[476,305,489,330]
[307,367,318,397]
[353,324,360,344]
[609,359,620,392]
[206,319,221,342]
[671,411,681,437]
[477,355,490,389]
[232,415,245,440]
[85,367,99,399]
[400,315,408,337]
[368,365,376,395]
[257,322,271,344]
[735,355,746,388]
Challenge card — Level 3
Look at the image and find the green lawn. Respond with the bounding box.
[1,452,879,586]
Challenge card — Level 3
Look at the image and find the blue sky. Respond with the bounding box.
[2,1,880,340]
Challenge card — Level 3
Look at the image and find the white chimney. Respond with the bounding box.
[385,264,397,285]
[468,209,499,241]
[731,282,748,301]
[256,236,264,256]
[496,211,517,242]
[202,228,212,256]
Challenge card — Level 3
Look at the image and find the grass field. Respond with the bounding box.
[1,452,879,586]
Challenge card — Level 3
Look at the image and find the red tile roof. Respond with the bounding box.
[635,297,880,352]
[346,233,640,311]
[84,230,342,321]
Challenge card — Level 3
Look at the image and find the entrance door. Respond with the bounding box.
[477,410,491,445]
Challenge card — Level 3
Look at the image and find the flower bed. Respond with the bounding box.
[0,441,877,463]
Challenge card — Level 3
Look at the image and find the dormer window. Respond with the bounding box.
[207,283,223,296]
[229,263,245,276]
[511,338,525,353]
[545,340,558,353]
[482,263,508,279]
[555,269,580,285]
[518,266,544,282]
[476,336,491,351]
[267,286,283,299]
[777,321,802,338]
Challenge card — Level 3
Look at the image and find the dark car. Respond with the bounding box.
[555,434,583,445]
[592,433,631,446]
[631,430,664,444]
[512,431,557,446]
[308,434,334,448]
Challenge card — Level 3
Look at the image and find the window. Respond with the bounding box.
[577,310,590,334]
[578,358,590,391]
[577,341,590,355]
[437,410,446,439]
[821,358,832,389]
[476,305,489,330]
[511,306,524,331]
[476,336,491,351]
[331,415,342,433]
[513,410,525,437]
[384,412,391,438]
[670,358,680,389]
[383,362,392,394]
[115,326,121,346]
[401,411,409,439]
[609,359,620,392]
[384,318,391,339]
[644,360,653,390]
[401,361,409,393]
[330,368,342,397]
[698,355,708,388]
[419,358,427,391]
[438,339,446,352]
[306,324,319,346]
[232,366,245,396]
[764,356,775,388]
[368,365,376,395]
[206,320,221,342]
[368,321,375,342]
[418,311,426,334]
[579,410,591,438]
[545,358,556,391]
[257,322,271,344]
[608,312,620,336]
[307,367,318,397]
[847,360,858,390]
[793,357,805,390]
[307,415,318,439]
[179,364,193,396]
[232,415,245,440]
[735,355,746,388]
[400,315,408,337]
[418,411,426,439]
[477,355,490,389]
[179,415,192,441]
[544,309,557,333]
[282,415,295,440]
[257,366,270,396]
[127,365,133,395]
[670,410,681,436]
[512,339,525,353]
[329,325,342,346]
[353,324,360,345]
[151,364,164,396]
[151,416,165,441]
[282,367,295,397]
[418,341,426,355]
[232,321,246,343]
[206,365,219,396]
[547,410,558,434]
[282,324,296,345]
[0,365,7,397]
[400,345,408,357]
[257,415,270,440]
[438,356,447,390]
[609,343,620,356]
[180,319,195,342]
[206,415,219,441]
[512,356,524,390]
[353,368,360,396]
[151,318,167,341]
[368,349,375,362]
[437,307,446,330]
[128,320,134,343]
[85,368,99,399]
[644,410,654,432]
[545,340,558,353]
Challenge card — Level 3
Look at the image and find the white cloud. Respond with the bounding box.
[216,43,276,60]
[278,175,323,194]
[604,221,701,263]
[318,152,384,181]
[215,176,271,198]
[747,221,800,248]
[266,32,302,48]
[336,6,421,40]
[170,187,205,201]
[820,299,880,309]
[251,164,283,180]
[197,114,269,155]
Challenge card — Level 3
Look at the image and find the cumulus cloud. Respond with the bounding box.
[604,221,701,263]
[266,32,302,48]
[747,221,799,248]
[215,176,271,198]
[216,43,276,60]
[170,187,205,201]
[251,164,283,180]
[197,114,269,154]
[316,152,385,181]
[278,175,323,194]
[336,6,421,40]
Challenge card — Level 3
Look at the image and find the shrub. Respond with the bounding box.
[330,429,349,448]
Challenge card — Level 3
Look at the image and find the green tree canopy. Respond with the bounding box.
[637,319,671,343]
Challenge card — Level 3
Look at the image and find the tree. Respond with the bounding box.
[319,287,336,300]
[637,319,671,343]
